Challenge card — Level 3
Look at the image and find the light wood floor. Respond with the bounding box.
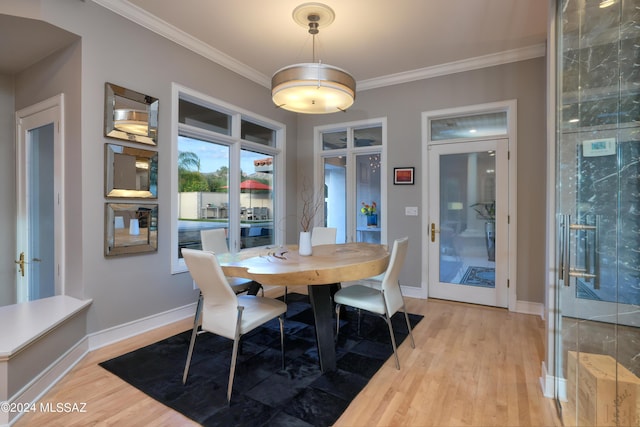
[15,291,560,427]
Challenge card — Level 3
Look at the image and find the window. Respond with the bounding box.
[316,119,386,244]
[172,85,284,273]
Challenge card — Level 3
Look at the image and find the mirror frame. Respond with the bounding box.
[105,143,158,198]
[105,203,158,256]
[104,83,158,146]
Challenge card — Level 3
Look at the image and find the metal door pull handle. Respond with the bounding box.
[568,268,596,279]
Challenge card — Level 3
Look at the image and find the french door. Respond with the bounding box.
[317,120,385,244]
[428,139,508,307]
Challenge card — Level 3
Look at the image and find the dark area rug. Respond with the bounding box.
[99,293,422,427]
[460,266,495,288]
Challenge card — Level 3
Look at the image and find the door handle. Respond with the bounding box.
[431,223,440,242]
[14,252,27,277]
[563,216,599,288]
[558,214,566,282]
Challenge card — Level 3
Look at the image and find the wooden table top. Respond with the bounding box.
[219,242,389,287]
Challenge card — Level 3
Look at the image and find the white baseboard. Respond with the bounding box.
[87,302,196,351]
[401,285,428,299]
[515,300,545,319]
[540,361,566,401]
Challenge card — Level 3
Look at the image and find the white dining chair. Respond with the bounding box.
[181,248,287,404]
[284,226,337,304]
[200,228,263,296]
[311,226,337,247]
[333,237,415,369]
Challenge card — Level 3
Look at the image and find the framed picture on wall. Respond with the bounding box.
[394,167,414,185]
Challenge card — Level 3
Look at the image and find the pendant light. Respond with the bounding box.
[271,3,356,114]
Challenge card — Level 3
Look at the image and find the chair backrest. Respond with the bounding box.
[311,227,337,246]
[380,237,409,315]
[181,248,238,338]
[201,228,230,254]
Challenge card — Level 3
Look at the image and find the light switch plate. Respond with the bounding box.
[405,206,418,216]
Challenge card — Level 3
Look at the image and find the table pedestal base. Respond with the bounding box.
[308,284,339,372]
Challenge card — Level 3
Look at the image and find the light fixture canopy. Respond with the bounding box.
[271,3,356,114]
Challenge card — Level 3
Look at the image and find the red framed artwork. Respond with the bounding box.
[393,167,414,185]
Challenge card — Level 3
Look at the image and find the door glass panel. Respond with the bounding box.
[354,126,382,147]
[439,151,495,287]
[431,112,507,141]
[355,153,381,244]
[322,130,347,150]
[323,156,346,243]
[28,124,55,300]
[554,0,640,425]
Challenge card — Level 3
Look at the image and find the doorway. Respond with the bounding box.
[427,139,509,307]
[422,101,517,309]
[15,95,64,303]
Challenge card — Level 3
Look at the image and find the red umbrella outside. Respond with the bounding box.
[239,179,271,190]
[225,179,271,209]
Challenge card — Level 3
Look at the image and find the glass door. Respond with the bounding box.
[553,1,640,425]
[427,139,508,307]
[323,156,347,243]
[318,121,384,244]
[15,100,61,303]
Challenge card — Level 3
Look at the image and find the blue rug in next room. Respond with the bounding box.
[460,266,495,288]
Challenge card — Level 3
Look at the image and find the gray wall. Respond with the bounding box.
[1,0,546,342]
[296,58,547,304]
[1,0,298,333]
[0,74,16,306]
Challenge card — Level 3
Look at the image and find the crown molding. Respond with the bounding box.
[93,1,546,92]
[357,44,547,91]
[93,0,271,87]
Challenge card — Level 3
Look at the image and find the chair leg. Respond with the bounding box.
[402,305,415,348]
[182,291,203,384]
[278,314,285,370]
[334,303,342,341]
[283,286,288,304]
[227,306,244,405]
[382,301,400,370]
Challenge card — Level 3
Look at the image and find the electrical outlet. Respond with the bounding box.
[405,206,418,216]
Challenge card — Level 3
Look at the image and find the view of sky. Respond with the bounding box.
[178,135,269,176]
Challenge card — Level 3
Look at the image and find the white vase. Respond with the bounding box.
[129,218,140,235]
[298,231,312,256]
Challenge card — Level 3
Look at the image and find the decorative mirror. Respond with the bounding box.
[105,203,158,256]
[104,83,158,145]
[105,144,158,198]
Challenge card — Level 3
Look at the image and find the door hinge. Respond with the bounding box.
[508,215,510,224]
[507,279,510,288]
[508,151,511,160]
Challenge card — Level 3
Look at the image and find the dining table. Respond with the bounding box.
[218,242,390,372]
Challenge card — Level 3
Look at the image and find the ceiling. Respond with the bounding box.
[1,1,548,89]
[0,14,79,75]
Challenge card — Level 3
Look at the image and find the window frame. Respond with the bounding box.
[314,118,387,244]
[171,83,285,274]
